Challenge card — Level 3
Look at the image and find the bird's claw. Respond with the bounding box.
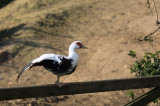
[55,81,65,88]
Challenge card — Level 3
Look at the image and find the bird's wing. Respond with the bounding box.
[16,53,61,82]
[32,53,61,64]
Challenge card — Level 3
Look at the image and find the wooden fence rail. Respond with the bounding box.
[1,75,160,101]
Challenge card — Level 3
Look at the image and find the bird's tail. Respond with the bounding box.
[16,61,33,82]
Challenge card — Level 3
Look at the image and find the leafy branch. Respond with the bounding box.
[127,0,160,103]
[128,50,160,77]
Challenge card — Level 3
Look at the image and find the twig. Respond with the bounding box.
[153,0,160,25]
[138,0,160,42]
[138,27,160,42]
[147,0,153,16]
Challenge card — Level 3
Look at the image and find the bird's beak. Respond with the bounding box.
[81,45,88,49]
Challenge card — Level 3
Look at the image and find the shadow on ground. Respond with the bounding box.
[0,24,64,64]
[0,0,14,8]
[0,24,25,43]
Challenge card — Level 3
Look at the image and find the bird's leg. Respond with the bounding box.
[55,75,65,88]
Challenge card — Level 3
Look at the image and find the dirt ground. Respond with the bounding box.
[0,0,160,105]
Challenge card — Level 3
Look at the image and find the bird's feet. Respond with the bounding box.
[55,81,65,88]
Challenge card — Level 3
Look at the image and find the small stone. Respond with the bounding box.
[124,65,128,69]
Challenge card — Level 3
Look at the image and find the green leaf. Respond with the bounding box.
[127,91,135,101]
[140,59,145,64]
[128,50,136,58]
[144,52,155,58]
[153,98,159,103]
[144,37,153,42]
[155,51,160,56]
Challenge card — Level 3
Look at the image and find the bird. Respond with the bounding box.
[16,41,87,87]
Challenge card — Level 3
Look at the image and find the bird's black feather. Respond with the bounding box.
[66,65,77,75]
[40,57,73,75]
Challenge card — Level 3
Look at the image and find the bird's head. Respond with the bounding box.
[70,41,87,50]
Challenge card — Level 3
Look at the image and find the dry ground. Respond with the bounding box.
[0,0,160,105]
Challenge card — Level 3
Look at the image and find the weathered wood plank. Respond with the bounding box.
[0,75,160,101]
[124,87,160,106]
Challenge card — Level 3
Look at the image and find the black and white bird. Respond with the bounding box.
[16,41,87,87]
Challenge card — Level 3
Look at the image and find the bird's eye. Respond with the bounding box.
[75,42,82,47]
[77,42,80,44]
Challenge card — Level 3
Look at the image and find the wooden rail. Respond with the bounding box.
[0,75,160,101]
